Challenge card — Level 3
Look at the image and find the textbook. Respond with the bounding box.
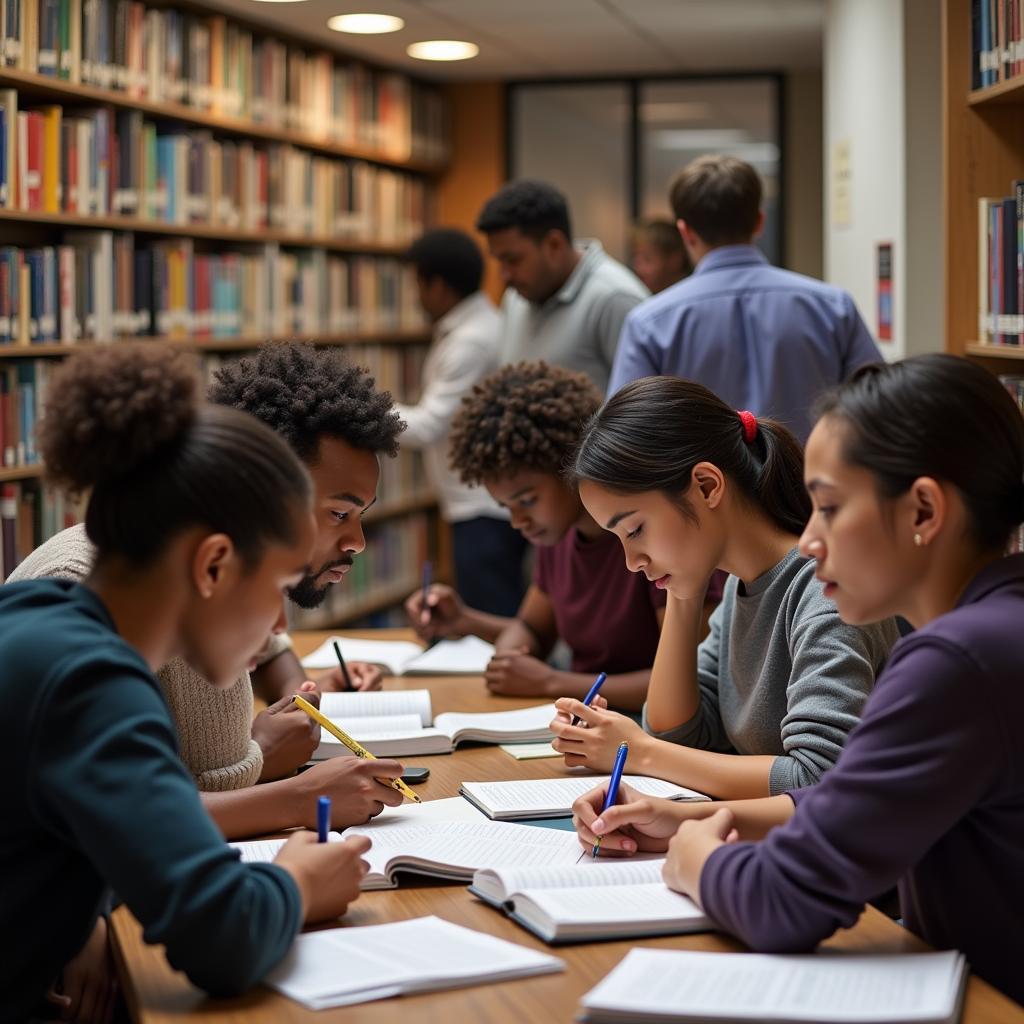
[265,916,563,1010]
[579,948,969,1024]
[313,691,556,758]
[469,858,711,944]
[301,634,495,676]
[459,775,710,820]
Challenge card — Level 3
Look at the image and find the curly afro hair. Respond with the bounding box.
[207,342,405,463]
[448,362,602,485]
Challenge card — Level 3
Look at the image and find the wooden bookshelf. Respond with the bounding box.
[966,74,1024,106]
[0,68,446,176]
[965,343,1024,361]
[290,576,422,630]
[0,465,44,483]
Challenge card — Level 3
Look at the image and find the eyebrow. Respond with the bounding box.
[805,480,836,494]
[506,486,535,500]
[605,510,638,530]
[327,492,370,507]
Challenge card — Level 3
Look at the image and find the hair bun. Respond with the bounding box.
[39,344,198,493]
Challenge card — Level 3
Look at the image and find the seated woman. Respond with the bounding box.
[0,346,389,1019]
[570,355,1024,1005]
[550,376,898,799]
[405,362,666,711]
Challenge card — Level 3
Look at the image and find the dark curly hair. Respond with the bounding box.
[476,180,571,242]
[208,342,405,463]
[39,344,311,567]
[449,362,602,485]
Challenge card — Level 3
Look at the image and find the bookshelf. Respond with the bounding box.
[0,1,450,622]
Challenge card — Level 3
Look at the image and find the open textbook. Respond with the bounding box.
[301,635,495,676]
[459,775,709,820]
[579,948,969,1024]
[312,690,556,758]
[264,916,563,1010]
[469,858,711,944]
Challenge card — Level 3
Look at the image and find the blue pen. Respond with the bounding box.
[570,671,607,726]
[317,795,331,843]
[591,741,628,860]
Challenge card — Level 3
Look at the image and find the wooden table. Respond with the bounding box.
[111,631,1024,1023]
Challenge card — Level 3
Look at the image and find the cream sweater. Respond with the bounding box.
[6,524,290,792]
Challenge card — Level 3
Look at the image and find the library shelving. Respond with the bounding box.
[0,0,450,624]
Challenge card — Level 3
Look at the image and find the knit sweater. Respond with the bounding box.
[6,524,291,791]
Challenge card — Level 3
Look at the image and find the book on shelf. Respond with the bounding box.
[0,478,79,579]
[1,0,449,163]
[311,690,556,758]
[971,0,1024,90]
[458,776,710,822]
[302,634,495,676]
[976,181,1024,347]
[0,358,50,464]
[469,858,711,944]
[579,948,968,1024]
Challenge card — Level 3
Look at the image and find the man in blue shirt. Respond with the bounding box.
[608,156,881,442]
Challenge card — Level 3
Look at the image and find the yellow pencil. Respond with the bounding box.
[293,694,422,804]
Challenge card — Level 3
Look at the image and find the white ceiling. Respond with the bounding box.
[211,0,824,81]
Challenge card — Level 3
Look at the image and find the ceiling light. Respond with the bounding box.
[406,39,479,61]
[328,13,405,34]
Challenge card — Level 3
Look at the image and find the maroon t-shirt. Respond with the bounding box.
[534,527,666,674]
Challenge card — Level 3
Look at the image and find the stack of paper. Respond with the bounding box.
[301,635,495,675]
[265,916,563,1010]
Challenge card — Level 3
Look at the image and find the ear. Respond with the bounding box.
[691,462,726,510]
[543,228,566,255]
[908,476,946,545]
[677,218,696,246]
[191,532,238,599]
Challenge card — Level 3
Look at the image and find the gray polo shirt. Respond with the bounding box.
[499,239,648,392]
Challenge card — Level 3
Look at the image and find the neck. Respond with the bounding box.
[718,508,799,586]
[901,545,1004,629]
[431,291,467,324]
[551,247,582,294]
[574,507,605,541]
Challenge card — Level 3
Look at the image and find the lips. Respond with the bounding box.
[322,567,350,583]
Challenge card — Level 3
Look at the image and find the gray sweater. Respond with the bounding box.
[644,548,899,795]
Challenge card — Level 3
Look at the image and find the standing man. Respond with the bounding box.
[396,228,526,616]
[476,179,648,393]
[609,156,882,441]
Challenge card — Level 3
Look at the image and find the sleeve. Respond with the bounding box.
[642,600,732,752]
[607,309,661,398]
[699,637,999,952]
[593,290,646,383]
[838,292,884,377]
[396,334,496,447]
[256,630,293,666]
[28,652,302,997]
[767,609,893,794]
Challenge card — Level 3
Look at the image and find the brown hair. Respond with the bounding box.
[669,155,762,246]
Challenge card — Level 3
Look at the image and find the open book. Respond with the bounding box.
[313,691,556,758]
[265,916,563,1010]
[459,775,710,820]
[579,948,969,1024]
[470,858,710,944]
[301,635,495,676]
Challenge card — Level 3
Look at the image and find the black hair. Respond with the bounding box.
[476,180,572,243]
[815,354,1024,551]
[406,228,483,299]
[207,342,405,463]
[573,376,810,536]
[39,344,311,568]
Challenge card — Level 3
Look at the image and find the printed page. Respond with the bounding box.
[403,635,496,674]
[229,833,342,863]
[524,883,707,928]
[478,858,666,898]
[434,702,557,741]
[300,636,424,673]
[581,948,965,1022]
[321,689,433,726]
[330,714,424,736]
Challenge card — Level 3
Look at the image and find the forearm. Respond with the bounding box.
[202,778,302,840]
[546,669,650,712]
[495,618,545,655]
[666,795,795,840]
[251,650,306,702]
[455,606,515,644]
[645,595,703,731]
[637,737,775,800]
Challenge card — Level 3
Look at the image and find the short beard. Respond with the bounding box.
[287,558,353,610]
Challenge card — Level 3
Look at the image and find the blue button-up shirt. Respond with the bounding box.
[608,245,882,441]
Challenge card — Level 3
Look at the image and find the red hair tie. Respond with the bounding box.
[737,410,758,444]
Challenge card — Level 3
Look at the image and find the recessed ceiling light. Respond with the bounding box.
[406,39,479,61]
[328,13,405,34]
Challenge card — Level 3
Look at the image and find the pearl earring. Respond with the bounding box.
[913,532,923,547]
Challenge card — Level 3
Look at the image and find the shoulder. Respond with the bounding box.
[5,524,96,583]
[586,252,648,301]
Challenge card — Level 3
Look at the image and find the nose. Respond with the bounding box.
[509,509,531,532]
[798,522,823,560]
[623,544,648,575]
[342,518,366,555]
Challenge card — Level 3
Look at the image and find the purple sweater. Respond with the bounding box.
[700,555,1024,1005]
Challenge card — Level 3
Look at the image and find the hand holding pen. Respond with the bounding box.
[570,671,607,726]
[577,741,629,862]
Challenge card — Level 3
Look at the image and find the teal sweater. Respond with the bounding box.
[0,580,301,1020]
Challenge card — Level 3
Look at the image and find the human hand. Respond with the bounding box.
[253,681,321,780]
[295,756,405,827]
[405,583,464,642]
[572,782,692,856]
[549,697,650,771]
[316,661,384,692]
[274,832,371,923]
[46,916,117,1023]
[484,650,556,697]
[663,808,739,898]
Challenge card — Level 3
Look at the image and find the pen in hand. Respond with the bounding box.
[421,560,432,626]
[317,795,331,842]
[332,639,355,692]
[577,740,628,863]
[570,671,607,726]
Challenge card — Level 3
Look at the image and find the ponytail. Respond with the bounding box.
[573,376,810,535]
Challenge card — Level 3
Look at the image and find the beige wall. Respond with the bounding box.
[785,70,824,278]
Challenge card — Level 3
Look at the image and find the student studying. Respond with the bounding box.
[404,361,667,711]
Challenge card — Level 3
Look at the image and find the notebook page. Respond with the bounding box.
[526,883,706,926]
[230,833,343,863]
[403,635,496,674]
[321,689,433,726]
[461,775,704,814]
[581,948,965,1022]
[434,703,556,739]
[300,637,424,673]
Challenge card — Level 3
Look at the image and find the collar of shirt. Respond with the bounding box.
[955,552,1024,608]
[543,239,605,309]
[434,290,493,341]
[693,243,770,277]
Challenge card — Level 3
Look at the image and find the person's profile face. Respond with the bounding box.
[485,469,582,546]
[631,240,686,294]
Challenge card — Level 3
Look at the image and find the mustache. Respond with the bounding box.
[315,557,353,575]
